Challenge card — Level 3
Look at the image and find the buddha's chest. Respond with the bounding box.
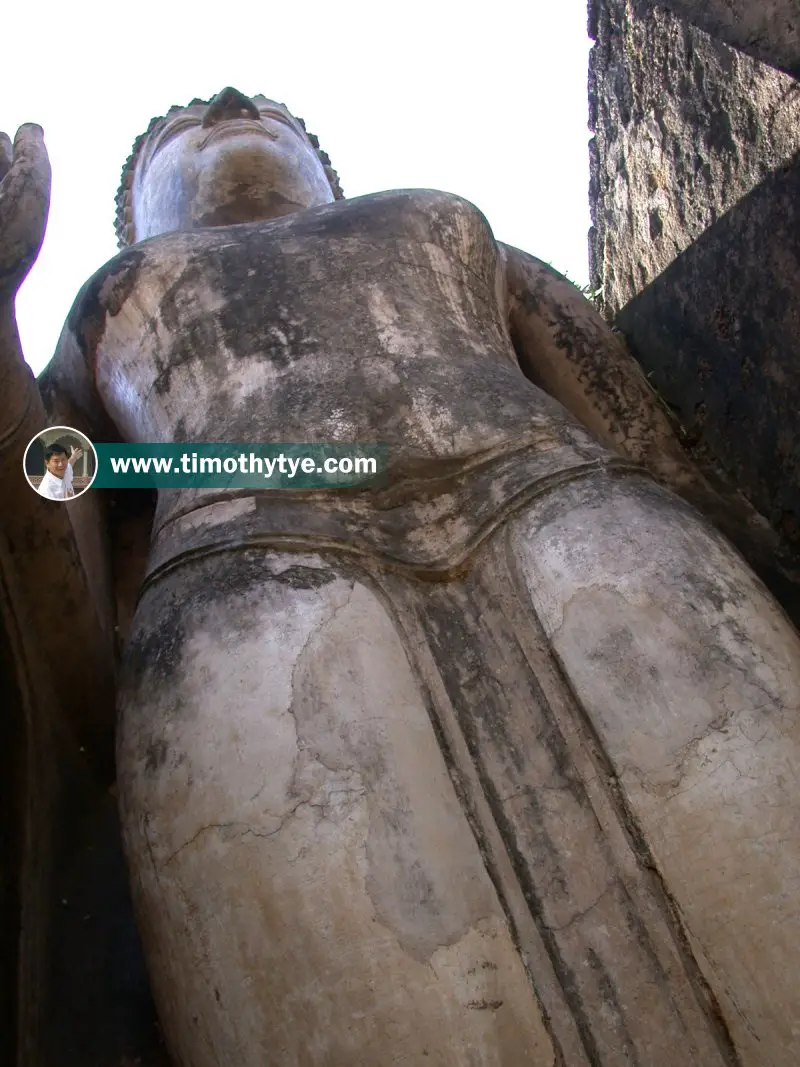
[93,190,521,446]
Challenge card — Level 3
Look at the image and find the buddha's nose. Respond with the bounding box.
[203,87,260,127]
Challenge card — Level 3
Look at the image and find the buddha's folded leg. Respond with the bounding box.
[509,471,800,1067]
[116,550,552,1067]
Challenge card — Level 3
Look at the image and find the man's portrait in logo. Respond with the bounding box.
[23,426,98,501]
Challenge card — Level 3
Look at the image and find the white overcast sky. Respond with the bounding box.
[2,1,593,376]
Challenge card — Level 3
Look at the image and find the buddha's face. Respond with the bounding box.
[132,87,335,241]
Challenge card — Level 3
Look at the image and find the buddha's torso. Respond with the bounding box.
[65,189,617,575]
[91,190,539,446]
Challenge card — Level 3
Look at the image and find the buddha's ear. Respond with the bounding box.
[115,113,168,248]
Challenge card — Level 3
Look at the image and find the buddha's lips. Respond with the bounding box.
[200,121,279,149]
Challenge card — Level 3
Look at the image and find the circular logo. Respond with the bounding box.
[23,426,98,501]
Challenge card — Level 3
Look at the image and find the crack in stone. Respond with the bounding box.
[160,779,369,869]
[546,886,615,934]
[161,821,282,866]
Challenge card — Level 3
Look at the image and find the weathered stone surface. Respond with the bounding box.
[386,532,739,1066]
[119,551,556,1067]
[505,247,800,624]
[616,152,800,617]
[640,0,800,79]
[589,0,800,316]
[512,472,800,1065]
[5,86,800,1064]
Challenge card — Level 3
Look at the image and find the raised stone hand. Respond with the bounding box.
[0,124,51,299]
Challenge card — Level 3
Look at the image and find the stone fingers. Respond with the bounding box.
[0,133,12,182]
[0,123,51,296]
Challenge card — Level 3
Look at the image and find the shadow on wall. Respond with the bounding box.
[616,151,800,621]
[636,0,800,79]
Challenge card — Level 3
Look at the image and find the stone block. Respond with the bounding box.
[616,152,800,615]
[639,0,800,79]
[589,0,800,316]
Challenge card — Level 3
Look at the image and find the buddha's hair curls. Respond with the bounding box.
[114,96,344,248]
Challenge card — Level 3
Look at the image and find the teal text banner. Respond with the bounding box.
[92,443,388,489]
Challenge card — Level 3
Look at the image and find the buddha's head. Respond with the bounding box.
[115,87,343,247]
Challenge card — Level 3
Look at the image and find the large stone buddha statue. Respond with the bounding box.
[1,88,799,1067]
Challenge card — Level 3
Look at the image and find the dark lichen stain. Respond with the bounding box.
[466,999,504,1011]
[122,588,188,691]
[123,550,337,692]
[268,565,336,591]
[584,947,638,1063]
[467,960,498,975]
[511,258,656,449]
[712,304,734,341]
[144,738,169,774]
[68,249,146,360]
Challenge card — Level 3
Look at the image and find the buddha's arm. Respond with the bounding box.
[39,319,156,664]
[501,242,799,609]
[0,127,116,775]
[499,242,699,488]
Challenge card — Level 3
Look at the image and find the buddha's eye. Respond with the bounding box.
[258,110,296,131]
[165,118,200,139]
[155,117,201,152]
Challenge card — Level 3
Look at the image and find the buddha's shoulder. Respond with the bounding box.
[283,188,494,240]
[321,187,487,220]
[65,227,227,334]
[68,189,493,312]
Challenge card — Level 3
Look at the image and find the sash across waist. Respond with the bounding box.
[141,439,646,595]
